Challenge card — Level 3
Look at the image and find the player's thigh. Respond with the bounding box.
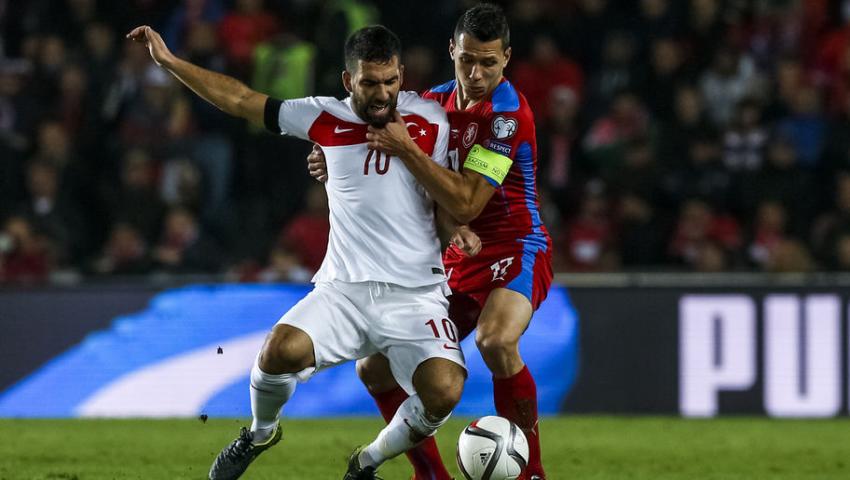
[355,354,398,394]
[476,287,533,347]
[376,284,466,395]
[448,293,483,341]
[476,243,551,346]
[277,282,376,377]
[448,241,550,339]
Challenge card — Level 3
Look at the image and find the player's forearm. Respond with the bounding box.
[435,204,461,246]
[398,146,481,223]
[161,55,265,124]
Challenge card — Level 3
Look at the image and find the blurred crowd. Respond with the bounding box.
[2,0,850,284]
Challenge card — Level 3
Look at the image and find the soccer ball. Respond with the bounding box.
[456,416,529,480]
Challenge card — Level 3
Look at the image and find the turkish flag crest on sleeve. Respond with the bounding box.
[402,114,438,156]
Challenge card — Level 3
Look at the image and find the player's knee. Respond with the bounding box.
[418,368,465,418]
[356,356,397,394]
[420,388,461,419]
[258,326,313,374]
[476,330,519,361]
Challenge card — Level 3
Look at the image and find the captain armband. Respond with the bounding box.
[463,144,513,186]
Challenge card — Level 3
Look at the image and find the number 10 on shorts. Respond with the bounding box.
[426,318,461,351]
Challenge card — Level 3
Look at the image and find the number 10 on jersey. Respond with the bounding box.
[363,149,391,175]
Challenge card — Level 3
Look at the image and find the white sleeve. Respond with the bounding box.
[264,97,324,141]
[399,92,450,168]
[432,114,450,169]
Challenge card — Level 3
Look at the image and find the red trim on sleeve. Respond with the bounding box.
[307,112,369,146]
[307,111,439,155]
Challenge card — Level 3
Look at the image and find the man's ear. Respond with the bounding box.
[398,64,405,88]
[449,38,456,61]
[503,46,512,68]
[342,70,353,93]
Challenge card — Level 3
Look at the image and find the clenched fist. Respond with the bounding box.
[451,226,481,257]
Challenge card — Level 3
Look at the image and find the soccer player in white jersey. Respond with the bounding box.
[127,24,472,480]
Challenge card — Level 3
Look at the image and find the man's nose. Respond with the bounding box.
[468,65,483,81]
[375,85,390,101]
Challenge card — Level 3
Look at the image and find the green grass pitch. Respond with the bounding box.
[0,416,847,479]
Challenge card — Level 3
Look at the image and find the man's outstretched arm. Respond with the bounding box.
[126,25,268,127]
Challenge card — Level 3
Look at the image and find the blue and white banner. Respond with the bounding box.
[0,284,578,418]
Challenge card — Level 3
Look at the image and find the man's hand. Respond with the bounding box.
[450,226,481,257]
[366,111,417,158]
[307,144,328,183]
[126,25,267,125]
[126,25,174,67]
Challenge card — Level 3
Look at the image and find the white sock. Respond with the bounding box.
[360,394,450,468]
[249,359,296,444]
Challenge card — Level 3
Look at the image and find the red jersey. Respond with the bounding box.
[422,78,550,248]
[422,78,553,315]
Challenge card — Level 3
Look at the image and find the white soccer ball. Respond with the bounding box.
[456,416,529,480]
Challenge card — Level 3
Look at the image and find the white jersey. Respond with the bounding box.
[265,91,450,287]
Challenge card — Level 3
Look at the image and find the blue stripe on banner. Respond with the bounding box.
[0,284,578,417]
[0,284,312,417]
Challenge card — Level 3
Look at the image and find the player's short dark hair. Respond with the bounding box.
[344,25,402,72]
[454,3,510,50]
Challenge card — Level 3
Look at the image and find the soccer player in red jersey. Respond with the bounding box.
[310,4,552,479]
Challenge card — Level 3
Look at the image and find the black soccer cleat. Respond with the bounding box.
[343,445,383,480]
[208,423,281,480]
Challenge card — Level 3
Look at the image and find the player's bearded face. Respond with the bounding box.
[346,58,403,127]
[451,34,511,102]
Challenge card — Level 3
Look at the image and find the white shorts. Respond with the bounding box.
[276,280,466,394]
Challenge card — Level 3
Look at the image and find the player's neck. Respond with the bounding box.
[455,86,485,110]
[456,77,504,110]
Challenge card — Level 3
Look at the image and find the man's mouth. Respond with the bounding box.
[369,103,389,115]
